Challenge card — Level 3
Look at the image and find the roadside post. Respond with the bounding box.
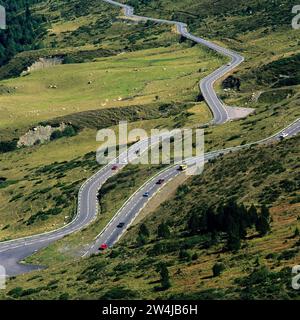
[0,5,6,30]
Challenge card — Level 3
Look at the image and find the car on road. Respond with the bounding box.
[178,164,187,171]
[117,222,125,228]
[156,179,165,185]
[143,192,150,197]
[279,132,288,139]
[99,243,108,251]
[111,165,118,170]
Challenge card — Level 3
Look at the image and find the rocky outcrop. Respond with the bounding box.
[21,57,63,75]
[17,123,67,147]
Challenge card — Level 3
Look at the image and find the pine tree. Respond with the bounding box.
[0,0,46,65]
[238,203,248,239]
[157,263,171,290]
[206,206,216,232]
[227,220,241,251]
[215,204,225,231]
[248,204,258,226]
[256,205,271,236]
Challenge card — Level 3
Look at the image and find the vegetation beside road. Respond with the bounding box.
[0,41,216,239]
[0,0,300,301]
[1,136,299,300]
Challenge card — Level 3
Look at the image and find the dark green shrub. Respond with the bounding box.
[212,262,226,277]
[0,140,17,153]
[50,130,63,141]
[7,287,23,298]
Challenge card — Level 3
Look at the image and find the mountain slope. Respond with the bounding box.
[1,135,299,299]
[0,0,299,301]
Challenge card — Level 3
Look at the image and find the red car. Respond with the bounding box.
[111,165,118,171]
[99,243,108,251]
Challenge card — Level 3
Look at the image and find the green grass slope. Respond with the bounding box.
[1,136,299,300]
[0,45,222,139]
[0,0,177,80]
[0,43,217,239]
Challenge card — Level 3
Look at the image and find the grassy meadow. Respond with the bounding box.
[0,44,220,139]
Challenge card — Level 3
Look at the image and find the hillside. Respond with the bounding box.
[1,136,299,299]
[0,0,299,301]
[0,0,176,81]
[125,0,295,37]
[0,45,220,140]
[0,0,46,65]
[0,43,218,241]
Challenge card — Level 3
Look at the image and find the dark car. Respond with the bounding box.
[117,222,125,228]
[156,179,165,185]
[111,165,118,170]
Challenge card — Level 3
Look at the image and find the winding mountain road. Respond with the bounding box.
[104,0,245,124]
[0,0,299,275]
[84,116,300,256]
[0,133,173,275]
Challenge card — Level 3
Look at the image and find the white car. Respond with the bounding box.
[280,132,288,139]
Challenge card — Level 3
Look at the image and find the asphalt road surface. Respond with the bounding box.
[0,0,299,275]
[0,133,173,275]
[103,0,244,124]
[84,117,300,255]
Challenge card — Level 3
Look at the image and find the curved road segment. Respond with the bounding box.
[104,0,244,124]
[1,0,300,275]
[0,134,172,275]
[83,117,300,256]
